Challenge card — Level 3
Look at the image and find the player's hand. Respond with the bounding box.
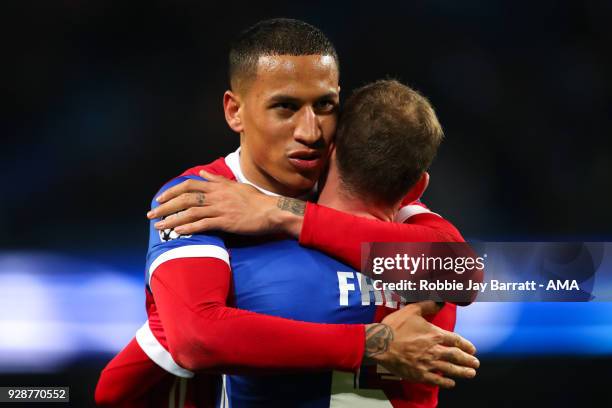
[364,301,479,388]
[147,170,280,235]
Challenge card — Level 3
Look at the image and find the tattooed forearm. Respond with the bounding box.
[365,324,393,358]
[277,197,306,216]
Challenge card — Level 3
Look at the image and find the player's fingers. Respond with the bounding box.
[176,217,226,235]
[199,170,231,183]
[421,372,455,389]
[149,192,208,220]
[156,207,220,230]
[155,179,213,204]
[429,360,477,379]
[440,330,477,356]
[174,219,209,235]
[436,345,480,369]
[149,198,188,220]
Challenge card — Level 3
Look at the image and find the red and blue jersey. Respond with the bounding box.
[96,149,464,408]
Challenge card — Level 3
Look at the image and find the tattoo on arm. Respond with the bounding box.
[196,192,205,206]
[365,324,393,358]
[277,197,306,216]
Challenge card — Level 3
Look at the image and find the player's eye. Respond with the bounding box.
[314,100,337,113]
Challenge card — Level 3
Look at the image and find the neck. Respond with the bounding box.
[317,161,396,222]
[236,145,310,198]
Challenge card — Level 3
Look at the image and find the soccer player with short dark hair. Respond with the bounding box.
[96,19,477,407]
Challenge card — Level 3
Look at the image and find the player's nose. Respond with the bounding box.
[293,106,322,146]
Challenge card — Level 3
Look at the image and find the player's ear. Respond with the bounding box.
[404,172,430,203]
[224,90,243,133]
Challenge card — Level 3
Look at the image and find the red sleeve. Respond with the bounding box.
[95,337,169,407]
[299,202,465,269]
[151,257,365,373]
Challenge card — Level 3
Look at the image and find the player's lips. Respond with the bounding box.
[287,150,323,171]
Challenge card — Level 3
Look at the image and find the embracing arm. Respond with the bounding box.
[297,202,464,268]
[151,256,476,385]
[149,171,463,268]
[146,172,479,386]
[151,256,365,373]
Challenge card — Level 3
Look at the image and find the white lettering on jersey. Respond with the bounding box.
[338,271,405,309]
[357,273,384,306]
[337,272,356,306]
[382,289,397,309]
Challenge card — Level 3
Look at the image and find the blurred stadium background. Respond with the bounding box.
[3,1,611,406]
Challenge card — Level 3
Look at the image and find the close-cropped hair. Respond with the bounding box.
[229,18,339,91]
[335,79,444,206]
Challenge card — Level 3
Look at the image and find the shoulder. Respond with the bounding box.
[180,157,236,180]
[152,157,236,203]
[397,201,464,242]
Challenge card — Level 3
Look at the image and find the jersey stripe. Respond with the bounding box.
[135,321,194,378]
[148,245,230,286]
[394,204,440,223]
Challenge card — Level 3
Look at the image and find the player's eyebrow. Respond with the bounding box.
[268,91,339,105]
[268,94,302,105]
[315,91,339,102]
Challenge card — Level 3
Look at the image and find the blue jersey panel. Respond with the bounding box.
[227,240,378,408]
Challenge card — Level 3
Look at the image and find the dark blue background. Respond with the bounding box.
[2,1,611,406]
